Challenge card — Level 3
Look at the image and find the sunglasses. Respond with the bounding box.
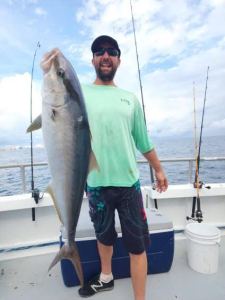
[94,48,119,57]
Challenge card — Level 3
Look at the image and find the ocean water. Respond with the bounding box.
[0,135,225,196]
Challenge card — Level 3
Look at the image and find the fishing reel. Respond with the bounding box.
[32,188,41,204]
[193,181,203,189]
[31,188,44,221]
[187,197,203,223]
[186,211,203,223]
[193,181,211,190]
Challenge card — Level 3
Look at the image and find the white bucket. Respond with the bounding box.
[185,223,221,274]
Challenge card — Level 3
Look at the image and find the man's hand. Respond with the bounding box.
[154,170,168,193]
[143,149,168,192]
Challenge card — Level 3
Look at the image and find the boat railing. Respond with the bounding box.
[138,156,225,184]
[1,157,225,194]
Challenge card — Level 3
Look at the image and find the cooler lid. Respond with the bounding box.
[146,208,173,231]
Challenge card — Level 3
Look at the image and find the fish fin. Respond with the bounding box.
[46,183,63,224]
[69,242,84,287]
[26,115,42,132]
[48,242,84,286]
[48,249,62,272]
[88,150,100,173]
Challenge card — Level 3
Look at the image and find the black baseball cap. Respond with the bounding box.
[91,35,121,57]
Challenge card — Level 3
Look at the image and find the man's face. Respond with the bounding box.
[92,42,121,82]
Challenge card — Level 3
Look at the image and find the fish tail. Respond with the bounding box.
[48,242,84,286]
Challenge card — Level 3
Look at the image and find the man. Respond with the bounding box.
[79,35,168,300]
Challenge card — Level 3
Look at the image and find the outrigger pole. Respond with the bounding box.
[30,41,41,221]
[129,0,157,207]
[188,66,210,223]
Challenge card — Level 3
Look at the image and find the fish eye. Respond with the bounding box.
[77,116,83,123]
[57,68,65,78]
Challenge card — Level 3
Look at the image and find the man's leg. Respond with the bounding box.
[97,240,113,274]
[130,251,147,300]
[78,241,114,297]
[117,181,149,300]
[78,186,116,297]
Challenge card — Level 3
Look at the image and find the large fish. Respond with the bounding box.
[28,49,96,286]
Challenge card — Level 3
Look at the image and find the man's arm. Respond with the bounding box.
[143,149,168,193]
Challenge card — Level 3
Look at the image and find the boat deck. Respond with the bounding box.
[1,235,225,300]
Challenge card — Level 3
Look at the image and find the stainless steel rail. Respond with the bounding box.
[1,157,225,193]
[138,157,225,184]
[0,162,47,193]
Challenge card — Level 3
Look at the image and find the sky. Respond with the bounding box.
[0,0,225,146]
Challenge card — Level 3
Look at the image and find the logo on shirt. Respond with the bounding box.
[121,98,130,105]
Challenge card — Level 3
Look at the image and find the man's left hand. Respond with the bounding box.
[154,170,168,193]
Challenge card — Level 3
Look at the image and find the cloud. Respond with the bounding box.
[1,0,225,145]
[211,119,225,128]
[34,7,47,16]
[7,0,40,8]
[74,0,225,137]
[0,73,42,145]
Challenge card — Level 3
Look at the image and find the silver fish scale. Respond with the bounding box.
[42,60,91,243]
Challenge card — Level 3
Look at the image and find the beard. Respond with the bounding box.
[94,63,117,82]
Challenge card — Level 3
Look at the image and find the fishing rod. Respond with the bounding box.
[191,81,201,220]
[129,0,157,207]
[187,66,210,223]
[30,41,41,221]
[195,66,210,184]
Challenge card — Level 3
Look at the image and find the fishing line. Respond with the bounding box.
[129,0,157,207]
[30,41,41,221]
